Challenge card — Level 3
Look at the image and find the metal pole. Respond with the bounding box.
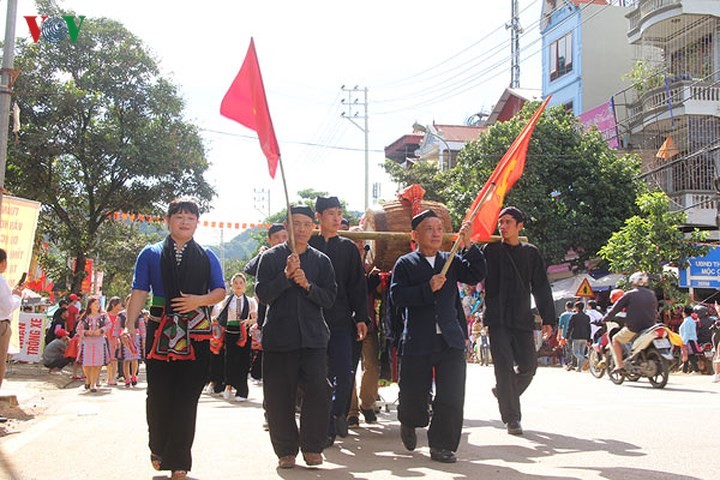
[507,0,521,88]
[0,0,19,221]
[363,87,369,211]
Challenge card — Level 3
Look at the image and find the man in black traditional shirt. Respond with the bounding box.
[391,209,486,463]
[308,196,369,447]
[482,207,555,436]
[256,206,337,469]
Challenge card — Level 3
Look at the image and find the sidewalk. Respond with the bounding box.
[0,362,92,438]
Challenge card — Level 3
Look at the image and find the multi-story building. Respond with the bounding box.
[620,0,720,235]
[541,0,635,115]
[384,124,484,171]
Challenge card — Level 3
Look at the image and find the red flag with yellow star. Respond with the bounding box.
[220,38,280,178]
[465,97,550,242]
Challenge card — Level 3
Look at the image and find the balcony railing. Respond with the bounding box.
[671,191,718,226]
[628,0,682,31]
[627,80,720,127]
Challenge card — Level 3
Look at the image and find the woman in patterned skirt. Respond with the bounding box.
[76,297,110,392]
[119,296,147,387]
[105,297,124,385]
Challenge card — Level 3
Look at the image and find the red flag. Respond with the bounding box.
[220,38,280,178]
[465,97,551,242]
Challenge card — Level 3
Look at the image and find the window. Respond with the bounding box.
[549,32,573,81]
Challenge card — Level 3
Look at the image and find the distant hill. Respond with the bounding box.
[208,228,260,261]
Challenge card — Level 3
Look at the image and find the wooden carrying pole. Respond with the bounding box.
[277,156,296,253]
[332,230,526,243]
[439,184,497,276]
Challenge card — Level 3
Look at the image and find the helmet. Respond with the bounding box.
[629,271,649,287]
[693,304,709,318]
[610,289,624,304]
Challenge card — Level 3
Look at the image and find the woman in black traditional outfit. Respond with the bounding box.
[125,198,226,480]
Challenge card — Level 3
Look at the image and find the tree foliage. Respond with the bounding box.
[94,221,164,297]
[599,191,709,272]
[445,103,646,265]
[6,13,214,292]
[382,159,448,203]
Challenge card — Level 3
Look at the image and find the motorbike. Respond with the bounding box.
[588,334,607,378]
[604,321,674,389]
[588,312,624,379]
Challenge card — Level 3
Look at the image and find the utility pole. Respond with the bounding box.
[506,0,522,88]
[253,187,270,219]
[0,0,18,221]
[341,85,369,211]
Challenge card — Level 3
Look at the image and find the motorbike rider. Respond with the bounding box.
[601,272,658,373]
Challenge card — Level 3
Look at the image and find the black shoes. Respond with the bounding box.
[362,408,377,424]
[507,420,523,435]
[347,415,360,429]
[430,448,457,463]
[321,435,335,450]
[334,416,349,438]
[400,424,417,451]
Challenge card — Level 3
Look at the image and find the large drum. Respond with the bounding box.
[363,200,454,271]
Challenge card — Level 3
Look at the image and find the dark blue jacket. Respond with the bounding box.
[390,245,486,355]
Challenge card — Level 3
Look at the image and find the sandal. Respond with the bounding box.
[150,454,162,471]
[171,471,188,480]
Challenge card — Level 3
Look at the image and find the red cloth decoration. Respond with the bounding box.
[397,184,426,217]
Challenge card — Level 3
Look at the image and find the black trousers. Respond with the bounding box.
[398,336,466,452]
[225,329,251,396]
[344,337,363,417]
[208,350,226,392]
[488,325,537,424]
[43,357,72,370]
[263,348,331,457]
[145,322,210,472]
[250,350,262,380]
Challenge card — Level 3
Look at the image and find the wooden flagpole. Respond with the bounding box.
[277,155,296,253]
[439,184,497,277]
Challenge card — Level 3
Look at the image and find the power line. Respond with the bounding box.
[373,0,621,115]
[201,127,384,153]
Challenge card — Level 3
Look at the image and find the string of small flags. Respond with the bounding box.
[111,212,272,230]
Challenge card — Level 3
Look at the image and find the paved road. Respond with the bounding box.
[1,363,717,480]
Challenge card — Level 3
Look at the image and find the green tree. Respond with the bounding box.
[94,221,164,297]
[382,159,449,203]
[598,191,709,304]
[6,12,214,292]
[445,102,646,266]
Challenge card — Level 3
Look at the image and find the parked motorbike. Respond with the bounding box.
[604,321,674,389]
[695,342,715,374]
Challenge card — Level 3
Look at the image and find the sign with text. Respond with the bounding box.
[14,312,47,362]
[679,247,720,288]
[2,195,41,356]
[1,196,41,286]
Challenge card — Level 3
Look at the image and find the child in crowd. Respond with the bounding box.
[76,297,110,392]
[105,297,124,385]
[119,299,147,388]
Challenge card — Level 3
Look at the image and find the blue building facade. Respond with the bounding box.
[541,2,583,113]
